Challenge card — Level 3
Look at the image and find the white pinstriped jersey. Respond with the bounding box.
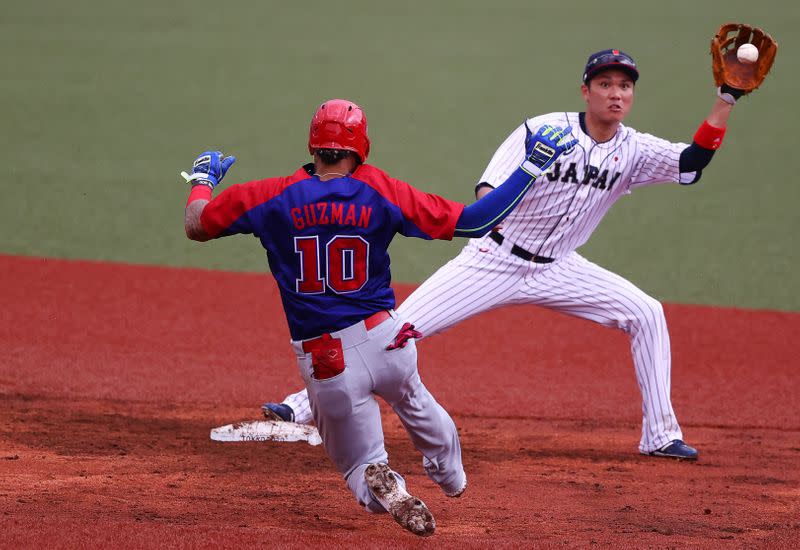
[478,112,696,259]
[276,111,701,454]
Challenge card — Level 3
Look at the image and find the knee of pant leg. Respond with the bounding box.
[644,297,666,326]
[629,296,666,332]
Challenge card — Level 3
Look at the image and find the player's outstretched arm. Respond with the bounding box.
[185,199,210,241]
[705,97,735,128]
[682,24,779,176]
[678,79,747,178]
[454,125,576,238]
[677,95,732,179]
[181,151,237,241]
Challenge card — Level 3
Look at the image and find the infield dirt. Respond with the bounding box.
[1,255,798,547]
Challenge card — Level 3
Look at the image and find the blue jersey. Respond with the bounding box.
[201,163,464,340]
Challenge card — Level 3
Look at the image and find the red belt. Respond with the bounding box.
[363,309,392,330]
[302,310,391,353]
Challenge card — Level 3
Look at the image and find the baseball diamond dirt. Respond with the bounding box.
[1,255,798,547]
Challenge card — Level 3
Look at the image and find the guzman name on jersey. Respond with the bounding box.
[290,202,373,230]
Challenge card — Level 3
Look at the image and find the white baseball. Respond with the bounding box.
[737,43,759,64]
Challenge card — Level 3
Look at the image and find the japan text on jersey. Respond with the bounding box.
[479,111,692,259]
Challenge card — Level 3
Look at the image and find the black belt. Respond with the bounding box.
[488,232,554,264]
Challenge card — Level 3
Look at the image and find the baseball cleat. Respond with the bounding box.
[365,463,435,537]
[261,403,294,422]
[645,439,698,460]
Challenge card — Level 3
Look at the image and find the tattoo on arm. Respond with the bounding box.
[185,200,210,241]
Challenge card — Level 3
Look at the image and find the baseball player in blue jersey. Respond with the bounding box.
[182,99,576,536]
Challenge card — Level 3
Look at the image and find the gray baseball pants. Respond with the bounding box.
[292,310,466,512]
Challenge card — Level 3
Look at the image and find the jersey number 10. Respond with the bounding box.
[294,235,370,294]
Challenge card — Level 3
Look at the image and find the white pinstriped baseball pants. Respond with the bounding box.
[284,236,683,453]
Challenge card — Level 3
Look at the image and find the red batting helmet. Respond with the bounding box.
[308,99,370,162]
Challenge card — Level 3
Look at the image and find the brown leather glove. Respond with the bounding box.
[711,23,777,96]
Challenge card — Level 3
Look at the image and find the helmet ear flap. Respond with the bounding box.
[308,99,370,162]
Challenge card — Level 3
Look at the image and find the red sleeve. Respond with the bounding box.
[355,165,465,240]
[200,167,309,238]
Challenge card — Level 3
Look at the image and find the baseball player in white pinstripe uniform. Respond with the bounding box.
[263,49,751,460]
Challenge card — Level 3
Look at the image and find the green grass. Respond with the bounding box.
[1,0,798,310]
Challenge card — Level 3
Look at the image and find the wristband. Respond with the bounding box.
[717,84,744,105]
[693,120,726,150]
[520,159,543,178]
[186,183,212,206]
[721,83,744,100]
[717,88,736,105]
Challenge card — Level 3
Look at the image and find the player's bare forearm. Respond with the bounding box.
[705,97,735,128]
[185,199,211,241]
[679,94,737,176]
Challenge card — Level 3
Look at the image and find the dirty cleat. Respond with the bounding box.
[261,403,294,422]
[646,439,698,460]
[365,463,435,537]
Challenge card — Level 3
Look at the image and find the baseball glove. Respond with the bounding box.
[711,23,777,94]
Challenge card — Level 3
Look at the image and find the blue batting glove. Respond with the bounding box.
[182,150,237,188]
[520,124,578,178]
